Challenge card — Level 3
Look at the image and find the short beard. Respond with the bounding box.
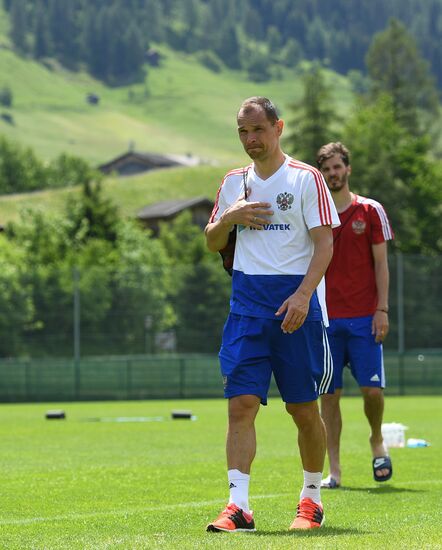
[327,176,347,193]
[246,148,266,161]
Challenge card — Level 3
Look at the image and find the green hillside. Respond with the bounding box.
[0,45,352,166]
[0,165,231,225]
[0,2,352,168]
[0,2,355,223]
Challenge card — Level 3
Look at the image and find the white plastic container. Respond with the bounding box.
[381,422,408,448]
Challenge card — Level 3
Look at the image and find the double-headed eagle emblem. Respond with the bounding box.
[276,192,294,211]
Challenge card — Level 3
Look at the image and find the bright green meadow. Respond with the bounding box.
[0,35,351,225]
[1,396,441,549]
[0,35,352,168]
[0,21,351,226]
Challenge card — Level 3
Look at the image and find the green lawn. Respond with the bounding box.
[1,396,440,549]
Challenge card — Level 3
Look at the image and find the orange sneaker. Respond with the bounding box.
[289,498,324,530]
[207,503,256,532]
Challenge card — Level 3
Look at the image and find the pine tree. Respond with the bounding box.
[65,179,119,244]
[123,22,146,79]
[215,22,241,69]
[83,7,111,81]
[366,18,440,135]
[47,0,77,66]
[33,0,51,59]
[267,26,282,56]
[10,0,28,53]
[286,65,337,165]
[141,0,164,42]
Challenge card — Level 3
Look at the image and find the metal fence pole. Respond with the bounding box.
[73,267,81,398]
[179,357,186,398]
[24,361,30,401]
[396,252,405,395]
[127,360,132,399]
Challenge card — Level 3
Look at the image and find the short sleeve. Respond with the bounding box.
[302,170,340,229]
[209,179,229,223]
[369,202,394,244]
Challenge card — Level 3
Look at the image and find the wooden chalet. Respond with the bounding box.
[137,197,214,236]
[98,151,199,177]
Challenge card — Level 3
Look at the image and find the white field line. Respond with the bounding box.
[1,479,437,527]
[0,493,291,526]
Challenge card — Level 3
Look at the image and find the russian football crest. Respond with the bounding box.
[352,219,366,234]
[276,192,294,211]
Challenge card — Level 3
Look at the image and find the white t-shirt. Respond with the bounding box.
[210,155,340,323]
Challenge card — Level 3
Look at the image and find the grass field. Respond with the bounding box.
[1,396,441,549]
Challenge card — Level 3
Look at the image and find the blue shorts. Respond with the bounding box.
[326,316,385,389]
[219,313,333,405]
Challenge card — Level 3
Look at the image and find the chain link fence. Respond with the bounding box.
[0,350,441,402]
[0,253,441,401]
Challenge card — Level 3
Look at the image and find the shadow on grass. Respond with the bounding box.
[340,485,426,494]
[250,526,370,537]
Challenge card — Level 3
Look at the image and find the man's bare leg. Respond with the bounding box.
[226,394,261,472]
[320,389,342,483]
[286,400,326,473]
[361,386,390,478]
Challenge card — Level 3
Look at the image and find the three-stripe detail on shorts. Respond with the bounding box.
[319,324,333,394]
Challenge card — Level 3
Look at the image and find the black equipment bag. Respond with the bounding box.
[218,169,248,276]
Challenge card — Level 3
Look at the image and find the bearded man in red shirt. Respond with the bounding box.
[317,142,394,488]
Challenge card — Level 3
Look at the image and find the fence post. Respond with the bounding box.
[73,267,81,398]
[396,252,405,396]
[24,360,30,401]
[127,360,132,399]
[144,315,153,354]
[179,357,186,398]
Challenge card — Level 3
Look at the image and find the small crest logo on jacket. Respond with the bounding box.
[352,219,366,234]
[276,192,294,211]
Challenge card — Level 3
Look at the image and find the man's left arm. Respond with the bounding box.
[275,226,333,333]
[372,241,390,343]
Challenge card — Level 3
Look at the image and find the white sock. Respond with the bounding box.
[300,470,322,505]
[228,469,250,513]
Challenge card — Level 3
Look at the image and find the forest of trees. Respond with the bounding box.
[0,2,441,359]
[0,184,231,358]
[4,0,442,86]
[0,137,99,194]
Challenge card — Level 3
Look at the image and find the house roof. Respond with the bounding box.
[98,151,200,173]
[137,197,214,220]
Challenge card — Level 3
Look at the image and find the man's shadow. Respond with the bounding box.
[252,526,370,537]
[248,486,425,537]
[339,485,425,494]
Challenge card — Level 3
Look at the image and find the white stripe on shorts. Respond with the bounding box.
[380,345,386,388]
[319,325,333,394]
